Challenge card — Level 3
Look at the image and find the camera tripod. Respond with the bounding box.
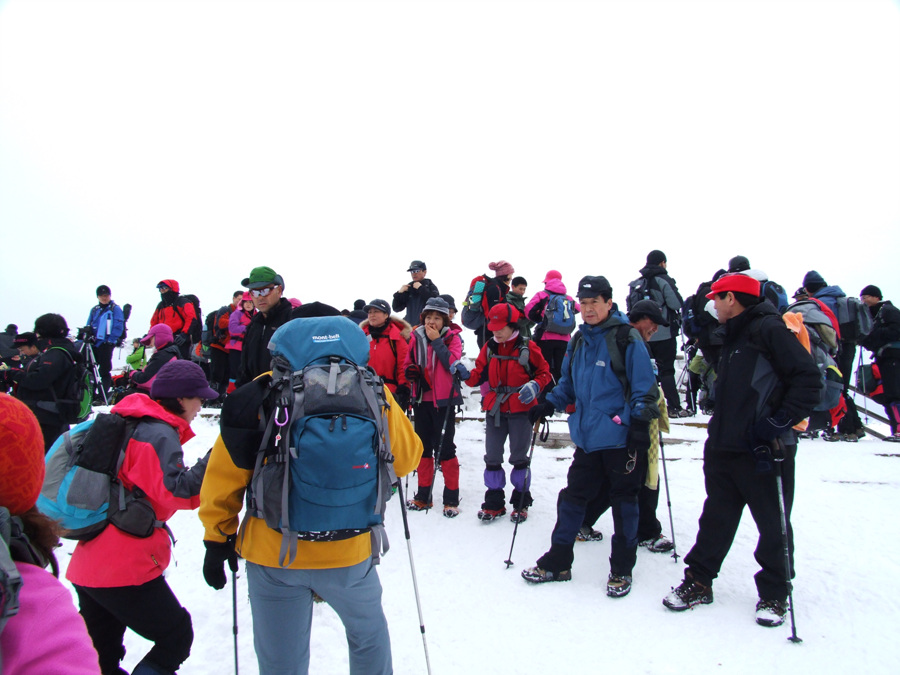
[77,332,108,406]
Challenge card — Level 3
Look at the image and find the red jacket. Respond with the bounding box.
[65,394,208,588]
[362,317,411,393]
[151,289,196,337]
[466,334,552,415]
[210,303,236,353]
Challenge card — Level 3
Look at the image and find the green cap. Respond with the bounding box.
[241,266,284,290]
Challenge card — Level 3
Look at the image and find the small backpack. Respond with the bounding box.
[778,303,843,413]
[36,413,164,540]
[760,280,789,313]
[627,276,679,330]
[176,294,203,343]
[461,274,491,331]
[541,293,576,335]
[245,317,397,567]
[49,346,92,424]
[833,296,874,343]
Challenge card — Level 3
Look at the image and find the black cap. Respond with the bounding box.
[860,285,882,300]
[363,299,391,315]
[407,260,427,272]
[646,250,667,266]
[290,302,342,319]
[439,294,457,312]
[576,275,612,300]
[13,332,37,347]
[727,255,750,273]
[96,285,111,296]
[628,299,669,327]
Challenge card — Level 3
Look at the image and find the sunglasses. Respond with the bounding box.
[250,285,278,298]
[615,447,638,475]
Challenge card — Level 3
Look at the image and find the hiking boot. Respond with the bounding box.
[884,433,900,443]
[406,499,432,511]
[662,575,713,611]
[668,407,693,419]
[841,432,860,442]
[797,430,819,440]
[576,526,603,542]
[510,508,528,523]
[755,599,788,627]
[822,430,841,442]
[639,534,674,553]
[442,505,460,518]
[477,507,507,522]
[606,574,632,598]
[521,566,572,584]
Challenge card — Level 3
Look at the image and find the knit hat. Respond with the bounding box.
[156,279,180,293]
[727,255,751,273]
[407,260,427,272]
[364,299,391,315]
[353,299,366,311]
[0,394,46,515]
[487,303,520,331]
[705,273,761,299]
[646,250,667,266]
[488,261,515,278]
[420,297,450,319]
[543,270,562,284]
[860,285,883,300]
[802,270,826,293]
[241,291,253,303]
[576,275,612,300]
[13,332,37,348]
[628,299,669,327]
[140,323,174,347]
[33,313,68,339]
[439,294,457,312]
[96,284,111,297]
[242,266,284,290]
[150,360,219,400]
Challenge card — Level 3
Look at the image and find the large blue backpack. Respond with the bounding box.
[246,317,396,567]
[541,293,576,335]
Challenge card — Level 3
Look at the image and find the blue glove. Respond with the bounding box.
[517,380,540,405]
[450,360,470,380]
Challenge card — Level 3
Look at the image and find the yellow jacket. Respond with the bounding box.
[199,384,423,570]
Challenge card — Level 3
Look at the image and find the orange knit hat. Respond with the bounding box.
[0,394,46,515]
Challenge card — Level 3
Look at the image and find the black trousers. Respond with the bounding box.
[684,444,796,602]
[537,339,568,388]
[582,462,663,541]
[208,348,230,398]
[94,342,116,391]
[75,576,193,675]
[649,336,680,411]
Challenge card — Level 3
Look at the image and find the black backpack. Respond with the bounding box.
[48,347,92,424]
[176,295,203,343]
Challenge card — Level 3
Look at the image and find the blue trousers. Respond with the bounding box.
[246,559,392,675]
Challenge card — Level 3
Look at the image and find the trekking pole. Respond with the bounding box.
[858,346,870,424]
[504,418,547,568]
[396,480,433,675]
[232,567,240,675]
[773,440,802,643]
[425,375,460,512]
[658,437,679,563]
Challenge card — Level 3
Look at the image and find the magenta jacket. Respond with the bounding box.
[524,278,580,342]
[404,324,464,407]
[227,307,255,351]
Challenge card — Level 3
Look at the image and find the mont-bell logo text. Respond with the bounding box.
[311,334,342,343]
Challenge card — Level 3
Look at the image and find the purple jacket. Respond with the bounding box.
[227,307,255,351]
[524,278,580,341]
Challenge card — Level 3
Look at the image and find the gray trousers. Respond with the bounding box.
[246,559,392,675]
[484,412,532,465]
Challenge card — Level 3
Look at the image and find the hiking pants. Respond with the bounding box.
[648,336,680,411]
[74,576,193,675]
[537,338,568,388]
[246,559,391,675]
[94,342,115,392]
[537,446,643,577]
[582,462,662,541]
[684,445,796,602]
[208,347,229,399]
[483,412,533,510]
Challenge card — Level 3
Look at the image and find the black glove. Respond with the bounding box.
[528,401,555,424]
[627,420,652,453]
[404,364,422,382]
[203,536,238,590]
[174,332,189,347]
[753,409,793,442]
[394,384,411,411]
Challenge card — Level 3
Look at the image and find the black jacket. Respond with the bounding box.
[130,344,181,387]
[707,302,820,453]
[237,298,293,386]
[11,338,77,426]
[860,301,900,359]
[392,278,440,324]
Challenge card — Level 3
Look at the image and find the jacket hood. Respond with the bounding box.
[815,285,845,300]
[362,315,412,341]
[111,392,194,444]
[543,278,569,295]
[639,264,667,278]
[158,279,180,293]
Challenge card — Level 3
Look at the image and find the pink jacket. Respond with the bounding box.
[403,324,463,407]
[66,394,207,588]
[227,307,255,351]
[1,563,100,674]
[524,278,580,342]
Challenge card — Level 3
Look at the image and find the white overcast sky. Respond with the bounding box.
[1,0,898,335]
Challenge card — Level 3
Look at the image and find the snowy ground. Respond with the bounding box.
[54,384,899,674]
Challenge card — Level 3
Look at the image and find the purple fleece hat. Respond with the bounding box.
[150,360,219,400]
[140,323,174,347]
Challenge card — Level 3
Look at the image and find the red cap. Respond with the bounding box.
[487,303,520,331]
[705,273,761,299]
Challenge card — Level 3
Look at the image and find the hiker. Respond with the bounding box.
[85,284,125,395]
[525,270,579,387]
[505,276,534,338]
[199,314,424,675]
[226,291,256,394]
[662,273,820,627]
[361,298,412,411]
[627,250,688,417]
[522,276,660,598]
[728,255,789,313]
[127,324,181,394]
[125,337,147,372]
[150,279,197,360]
[464,302,552,523]
[392,260,440,325]
[403,297,465,517]
[0,394,100,674]
[66,360,214,674]
[7,313,77,452]
[208,291,242,403]
[236,266,293,387]
[859,285,900,440]
[348,299,368,324]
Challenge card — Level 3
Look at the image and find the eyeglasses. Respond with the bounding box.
[250,285,278,298]
[616,448,638,475]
